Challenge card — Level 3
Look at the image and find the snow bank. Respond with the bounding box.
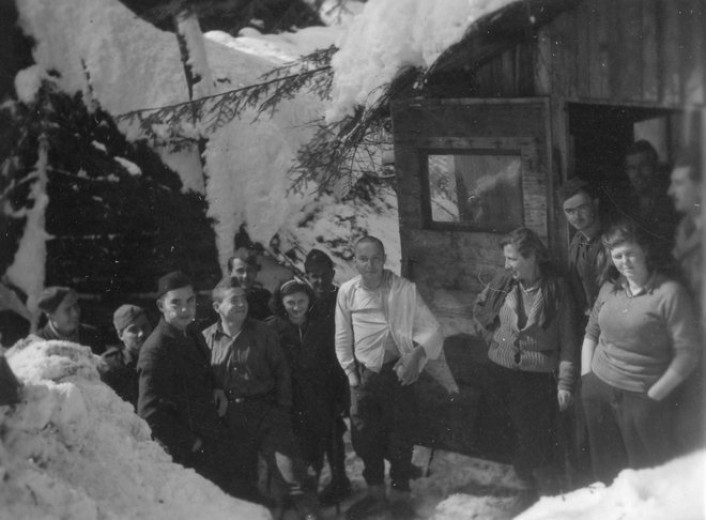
[429,450,706,520]
[514,450,706,520]
[0,339,269,520]
[326,0,515,121]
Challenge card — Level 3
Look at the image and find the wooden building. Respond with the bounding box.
[391,0,704,462]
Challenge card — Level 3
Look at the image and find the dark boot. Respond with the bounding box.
[318,477,352,507]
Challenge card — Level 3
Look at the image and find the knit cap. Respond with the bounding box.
[156,271,192,298]
[113,304,146,334]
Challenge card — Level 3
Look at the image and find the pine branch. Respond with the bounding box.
[115,46,336,142]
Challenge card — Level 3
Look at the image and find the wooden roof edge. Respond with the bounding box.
[425,0,582,78]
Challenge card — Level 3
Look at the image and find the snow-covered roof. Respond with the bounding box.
[426,0,581,78]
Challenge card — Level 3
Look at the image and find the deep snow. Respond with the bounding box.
[2,339,704,520]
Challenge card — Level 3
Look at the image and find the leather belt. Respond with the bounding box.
[226,391,273,404]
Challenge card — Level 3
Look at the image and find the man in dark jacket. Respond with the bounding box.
[228,247,272,321]
[36,286,105,354]
[100,304,152,408]
[203,276,320,520]
[137,271,255,501]
[559,178,607,325]
[304,249,351,506]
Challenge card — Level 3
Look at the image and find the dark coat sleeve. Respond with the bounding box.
[137,338,197,459]
[265,328,292,410]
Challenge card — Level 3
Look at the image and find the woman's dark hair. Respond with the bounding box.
[499,227,556,277]
[270,278,315,319]
[597,219,665,286]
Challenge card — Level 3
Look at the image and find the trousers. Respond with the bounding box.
[581,371,677,483]
[349,361,417,490]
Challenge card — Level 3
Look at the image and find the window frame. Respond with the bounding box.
[418,137,534,233]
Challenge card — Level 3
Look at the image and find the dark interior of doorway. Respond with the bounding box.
[568,103,681,218]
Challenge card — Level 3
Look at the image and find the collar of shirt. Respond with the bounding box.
[617,271,658,296]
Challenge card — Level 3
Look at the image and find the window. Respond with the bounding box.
[425,152,524,232]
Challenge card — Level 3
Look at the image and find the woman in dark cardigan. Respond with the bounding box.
[473,227,578,491]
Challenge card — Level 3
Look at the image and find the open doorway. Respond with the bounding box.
[568,103,683,221]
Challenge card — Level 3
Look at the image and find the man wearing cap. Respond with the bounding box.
[304,249,351,506]
[228,247,273,321]
[36,286,105,354]
[100,305,152,407]
[137,271,254,501]
[560,178,608,323]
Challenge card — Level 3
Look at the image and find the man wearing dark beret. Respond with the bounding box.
[137,271,258,502]
[99,305,152,407]
[304,249,352,506]
[227,247,273,321]
[36,286,105,354]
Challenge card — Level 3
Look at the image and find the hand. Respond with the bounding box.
[213,389,228,417]
[348,374,360,389]
[557,389,573,411]
[191,437,203,453]
[394,347,426,386]
[647,385,666,402]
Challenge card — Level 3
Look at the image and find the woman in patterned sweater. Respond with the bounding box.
[473,227,578,491]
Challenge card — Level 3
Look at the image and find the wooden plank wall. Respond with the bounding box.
[391,100,550,335]
[470,0,705,108]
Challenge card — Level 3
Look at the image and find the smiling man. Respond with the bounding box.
[335,236,444,518]
[203,276,320,520]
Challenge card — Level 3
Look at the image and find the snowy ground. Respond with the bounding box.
[2,339,704,520]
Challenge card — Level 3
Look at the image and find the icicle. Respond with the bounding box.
[6,134,51,333]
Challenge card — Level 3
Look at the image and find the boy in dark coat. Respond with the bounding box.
[137,271,255,501]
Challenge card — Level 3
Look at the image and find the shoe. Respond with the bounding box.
[318,478,353,507]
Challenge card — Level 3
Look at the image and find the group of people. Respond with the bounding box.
[31,239,444,520]
[25,138,703,517]
[474,140,703,496]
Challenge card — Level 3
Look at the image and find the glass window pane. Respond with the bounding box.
[427,153,523,231]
